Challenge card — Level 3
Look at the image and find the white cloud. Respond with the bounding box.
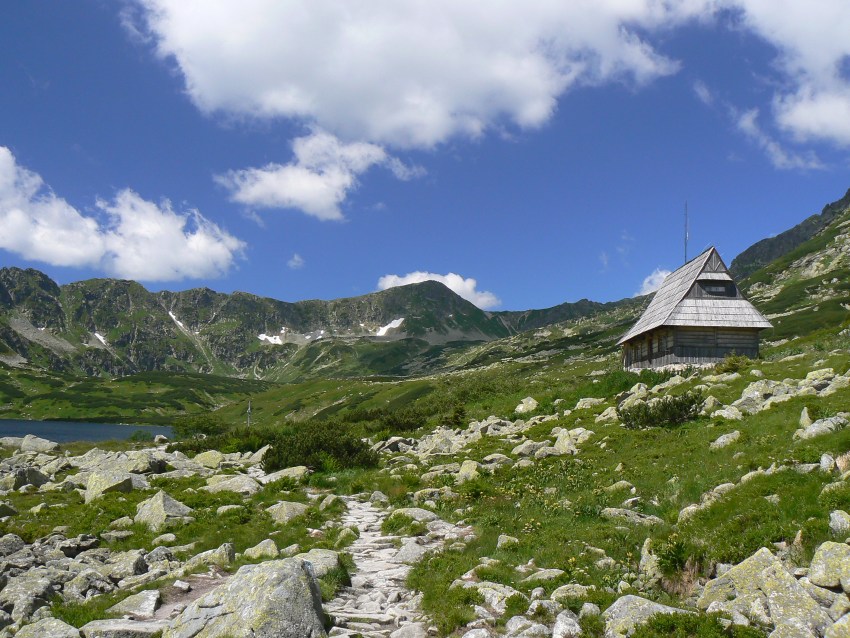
[693,80,714,106]
[287,253,305,269]
[216,130,419,219]
[735,108,823,170]
[130,0,706,149]
[377,271,501,309]
[727,0,850,147]
[0,146,244,281]
[636,268,671,296]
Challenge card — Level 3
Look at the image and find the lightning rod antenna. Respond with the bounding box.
[684,201,689,264]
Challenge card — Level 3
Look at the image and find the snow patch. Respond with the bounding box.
[376,318,405,336]
[168,311,186,330]
[258,333,283,345]
[94,332,107,346]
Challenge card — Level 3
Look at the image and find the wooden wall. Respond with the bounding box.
[623,326,760,369]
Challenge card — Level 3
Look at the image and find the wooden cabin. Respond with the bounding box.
[619,247,772,369]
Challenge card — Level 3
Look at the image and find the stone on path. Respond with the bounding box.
[17,618,80,638]
[325,496,473,637]
[106,589,161,619]
[80,619,166,637]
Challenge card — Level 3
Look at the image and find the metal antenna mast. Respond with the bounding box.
[684,201,689,264]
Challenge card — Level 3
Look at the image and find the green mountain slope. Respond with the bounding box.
[730,187,850,279]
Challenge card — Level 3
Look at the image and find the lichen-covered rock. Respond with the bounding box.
[80,619,165,637]
[295,549,341,578]
[259,466,310,485]
[64,568,115,602]
[830,510,850,536]
[163,558,326,638]
[84,472,134,504]
[759,562,831,635]
[20,435,59,453]
[553,610,583,638]
[515,397,539,414]
[267,501,309,524]
[456,460,481,484]
[245,539,279,561]
[106,589,161,619]
[710,431,741,450]
[451,580,525,615]
[193,450,224,469]
[602,595,691,638]
[389,507,438,523]
[184,543,235,572]
[575,398,605,410]
[16,618,80,638]
[808,541,850,589]
[794,416,849,441]
[201,474,260,496]
[600,508,662,526]
[135,490,193,531]
[699,547,831,634]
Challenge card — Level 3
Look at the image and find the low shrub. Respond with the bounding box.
[714,353,752,374]
[618,391,704,430]
[631,612,765,638]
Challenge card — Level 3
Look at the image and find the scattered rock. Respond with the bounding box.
[267,501,309,524]
[602,595,691,638]
[201,474,261,496]
[710,431,741,450]
[134,491,193,531]
[20,435,59,453]
[515,397,539,414]
[106,589,161,619]
[259,466,310,485]
[245,539,279,561]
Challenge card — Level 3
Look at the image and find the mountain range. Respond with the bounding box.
[1,186,849,381]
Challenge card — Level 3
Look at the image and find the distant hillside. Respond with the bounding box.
[730,187,850,279]
[0,270,514,379]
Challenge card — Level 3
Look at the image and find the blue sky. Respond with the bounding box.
[1,1,849,310]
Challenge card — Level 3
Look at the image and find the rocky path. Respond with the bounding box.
[326,497,470,638]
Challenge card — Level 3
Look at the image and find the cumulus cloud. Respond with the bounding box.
[216,130,420,219]
[728,0,850,147]
[287,253,305,269]
[735,108,823,170]
[0,146,244,281]
[130,0,704,149]
[377,271,501,309]
[636,268,671,296]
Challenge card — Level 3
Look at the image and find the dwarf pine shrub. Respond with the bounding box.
[617,391,704,430]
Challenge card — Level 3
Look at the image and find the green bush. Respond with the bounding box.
[618,391,704,430]
[714,353,752,374]
[656,534,687,576]
[262,421,378,473]
[172,412,227,439]
[631,612,764,638]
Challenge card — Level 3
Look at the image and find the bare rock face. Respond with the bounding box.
[163,558,327,638]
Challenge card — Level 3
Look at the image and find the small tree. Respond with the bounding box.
[172,412,226,439]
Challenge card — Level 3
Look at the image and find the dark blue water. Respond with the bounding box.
[0,419,172,443]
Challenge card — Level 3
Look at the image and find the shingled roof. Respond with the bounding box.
[618,246,772,345]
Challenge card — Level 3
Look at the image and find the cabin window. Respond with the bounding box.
[701,283,736,297]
